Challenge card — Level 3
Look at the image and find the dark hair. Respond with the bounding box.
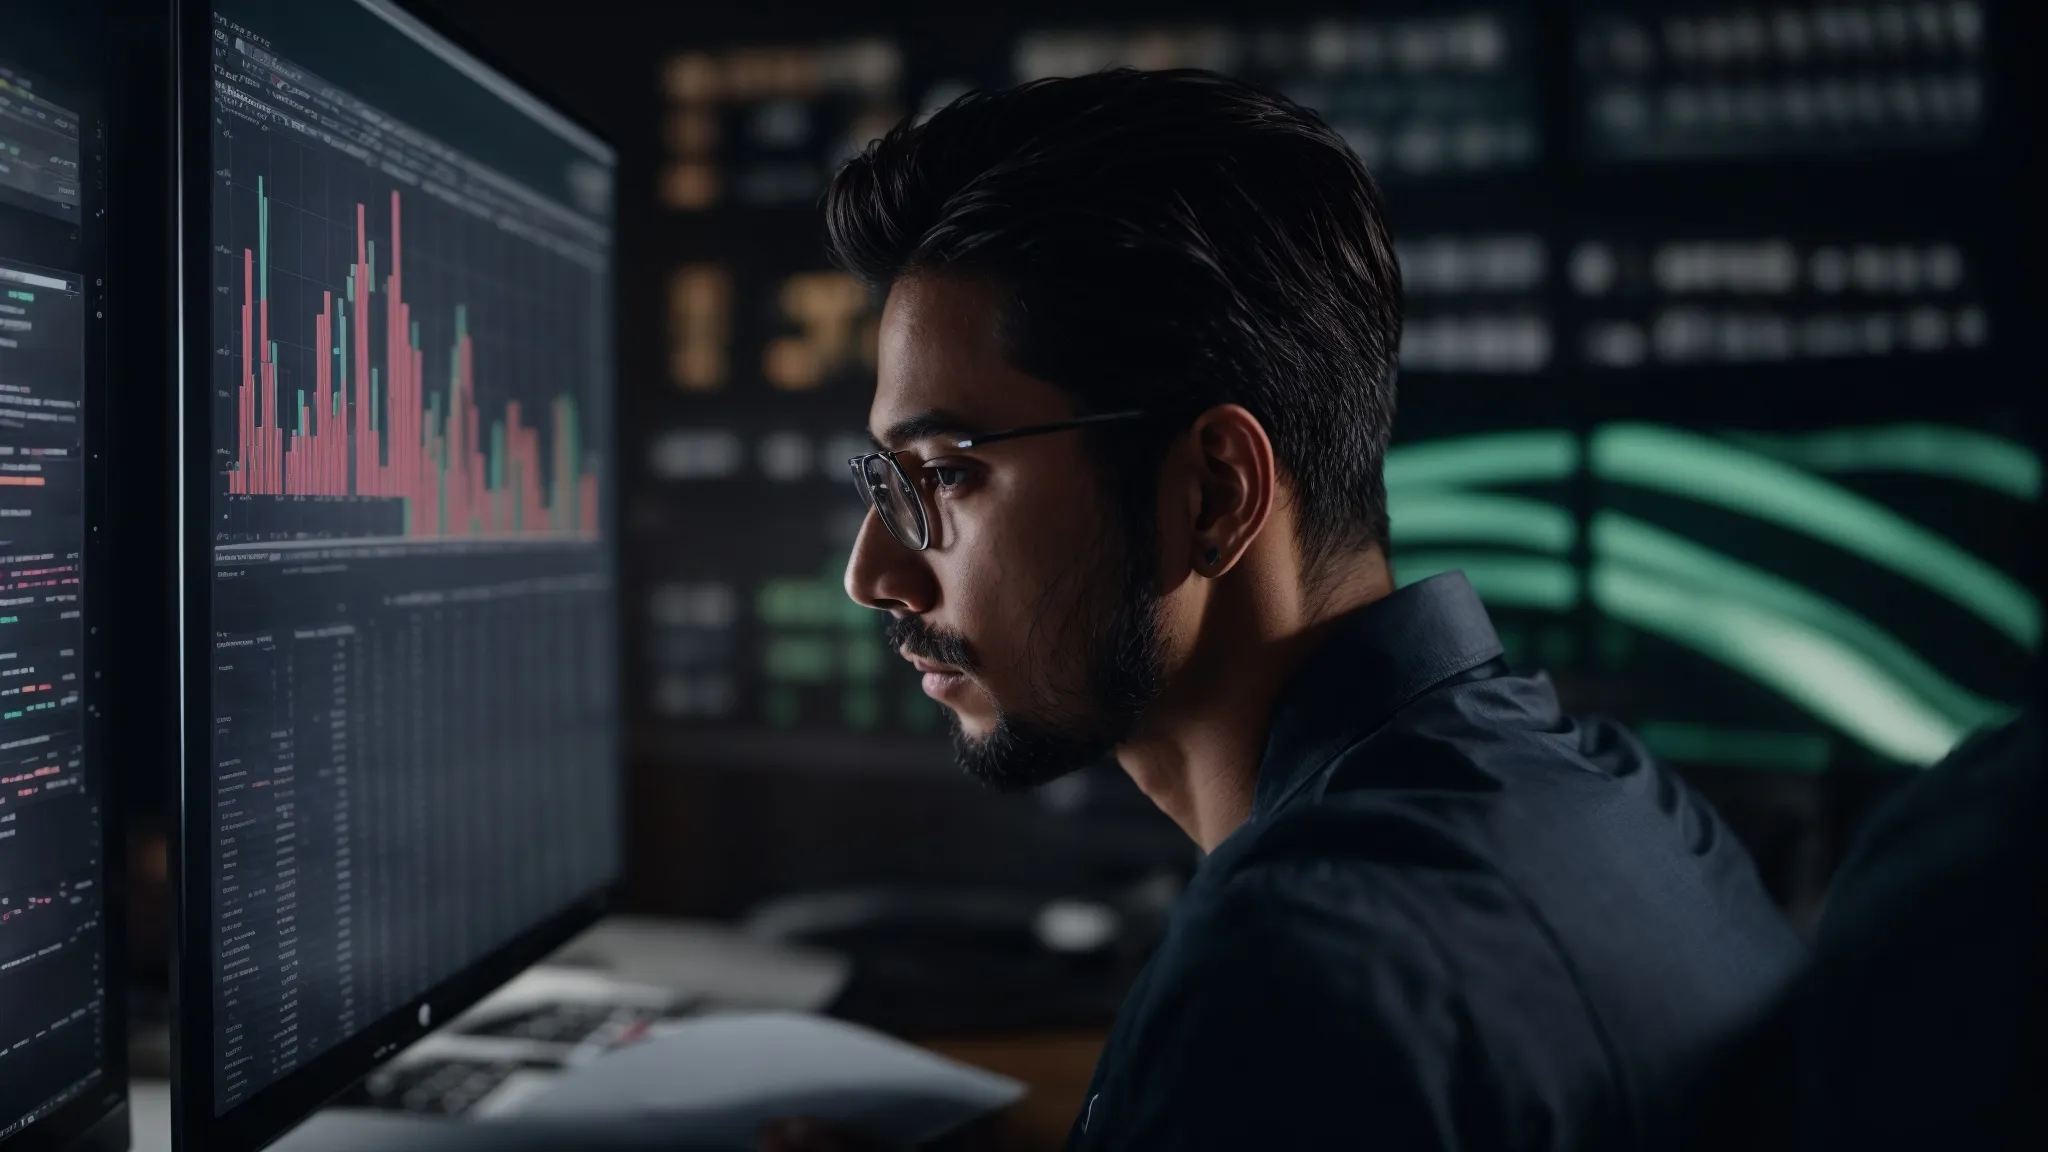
[824,68,1403,582]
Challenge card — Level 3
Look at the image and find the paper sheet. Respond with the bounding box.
[503,1010,1027,1149]
[546,916,851,1011]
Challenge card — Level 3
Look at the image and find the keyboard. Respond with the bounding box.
[347,1058,524,1117]
[459,1000,686,1046]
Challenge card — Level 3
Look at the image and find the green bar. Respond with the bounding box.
[763,635,835,683]
[257,176,267,301]
[412,319,421,350]
[490,421,505,490]
[1390,552,1581,612]
[561,396,579,531]
[840,637,883,679]
[368,241,375,293]
[757,579,848,628]
[1637,721,1836,774]
[455,304,466,339]
[1388,491,1576,554]
[297,389,306,434]
[1593,423,2040,647]
[5,290,33,301]
[1592,511,2007,732]
[1589,565,1966,766]
[1385,430,1579,491]
[1725,423,2042,503]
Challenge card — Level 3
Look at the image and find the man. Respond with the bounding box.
[771,69,1804,1150]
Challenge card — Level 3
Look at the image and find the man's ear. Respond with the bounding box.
[1188,404,1276,577]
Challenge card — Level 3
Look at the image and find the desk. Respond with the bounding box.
[131,1032,1104,1152]
[920,1032,1104,1151]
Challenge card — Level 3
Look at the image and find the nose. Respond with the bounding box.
[845,505,936,614]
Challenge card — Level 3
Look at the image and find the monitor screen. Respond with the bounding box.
[0,1,117,1147]
[185,0,618,1140]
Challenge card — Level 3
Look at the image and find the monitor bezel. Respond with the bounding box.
[166,2,624,1149]
[2,1,130,1146]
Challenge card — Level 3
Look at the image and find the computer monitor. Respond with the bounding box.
[0,2,125,1151]
[169,1,620,1148]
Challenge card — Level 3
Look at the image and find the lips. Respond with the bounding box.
[901,651,959,675]
[902,650,968,701]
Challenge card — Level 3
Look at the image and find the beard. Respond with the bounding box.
[884,512,1169,793]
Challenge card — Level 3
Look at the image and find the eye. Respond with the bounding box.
[923,462,973,492]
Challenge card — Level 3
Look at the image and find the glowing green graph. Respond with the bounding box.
[1592,424,2038,648]
[1726,424,2041,503]
[1386,421,2037,769]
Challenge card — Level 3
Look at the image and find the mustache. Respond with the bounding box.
[883,614,977,672]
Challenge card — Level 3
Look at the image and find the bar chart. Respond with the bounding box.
[209,31,610,548]
[225,182,597,540]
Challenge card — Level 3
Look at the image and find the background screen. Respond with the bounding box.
[613,0,2035,936]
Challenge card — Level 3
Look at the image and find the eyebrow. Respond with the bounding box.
[870,409,983,451]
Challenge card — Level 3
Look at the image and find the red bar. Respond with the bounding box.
[260,359,274,495]
[238,249,253,495]
[355,202,372,495]
[320,294,334,495]
[552,396,570,528]
[519,425,540,535]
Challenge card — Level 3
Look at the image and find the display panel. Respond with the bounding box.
[185,0,619,1140]
[0,3,118,1147]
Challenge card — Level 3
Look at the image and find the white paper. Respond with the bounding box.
[502,1010,1026,1149]
[545,916,851,1011]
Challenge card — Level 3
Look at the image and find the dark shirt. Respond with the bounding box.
[1066,573,1806,1151]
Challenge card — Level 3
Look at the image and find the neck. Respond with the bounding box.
[1116,547,1392,851]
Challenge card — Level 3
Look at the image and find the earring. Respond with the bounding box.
[1203,546,1221,570]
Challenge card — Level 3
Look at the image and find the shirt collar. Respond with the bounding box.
[1251,571,1505,819]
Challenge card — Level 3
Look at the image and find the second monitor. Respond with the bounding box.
[171,1,621,1149]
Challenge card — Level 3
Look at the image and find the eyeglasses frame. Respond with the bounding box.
[846,409,1150,551]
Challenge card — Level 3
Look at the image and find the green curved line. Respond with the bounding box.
[1388,492,1577,554]
[1591,564,1965,766]
[1389,551,1580,610]
[1394,549,1986,766]
[1593,423,2039,648]
[1725,424,2040,502]
[1385,430,1578,491]
[1591,512,2013,732]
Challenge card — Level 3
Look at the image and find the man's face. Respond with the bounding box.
[845,274,1167,791]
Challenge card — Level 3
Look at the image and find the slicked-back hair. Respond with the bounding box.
[825,68,1403,584]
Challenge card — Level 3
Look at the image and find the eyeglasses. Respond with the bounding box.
[847,410,1149,551]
